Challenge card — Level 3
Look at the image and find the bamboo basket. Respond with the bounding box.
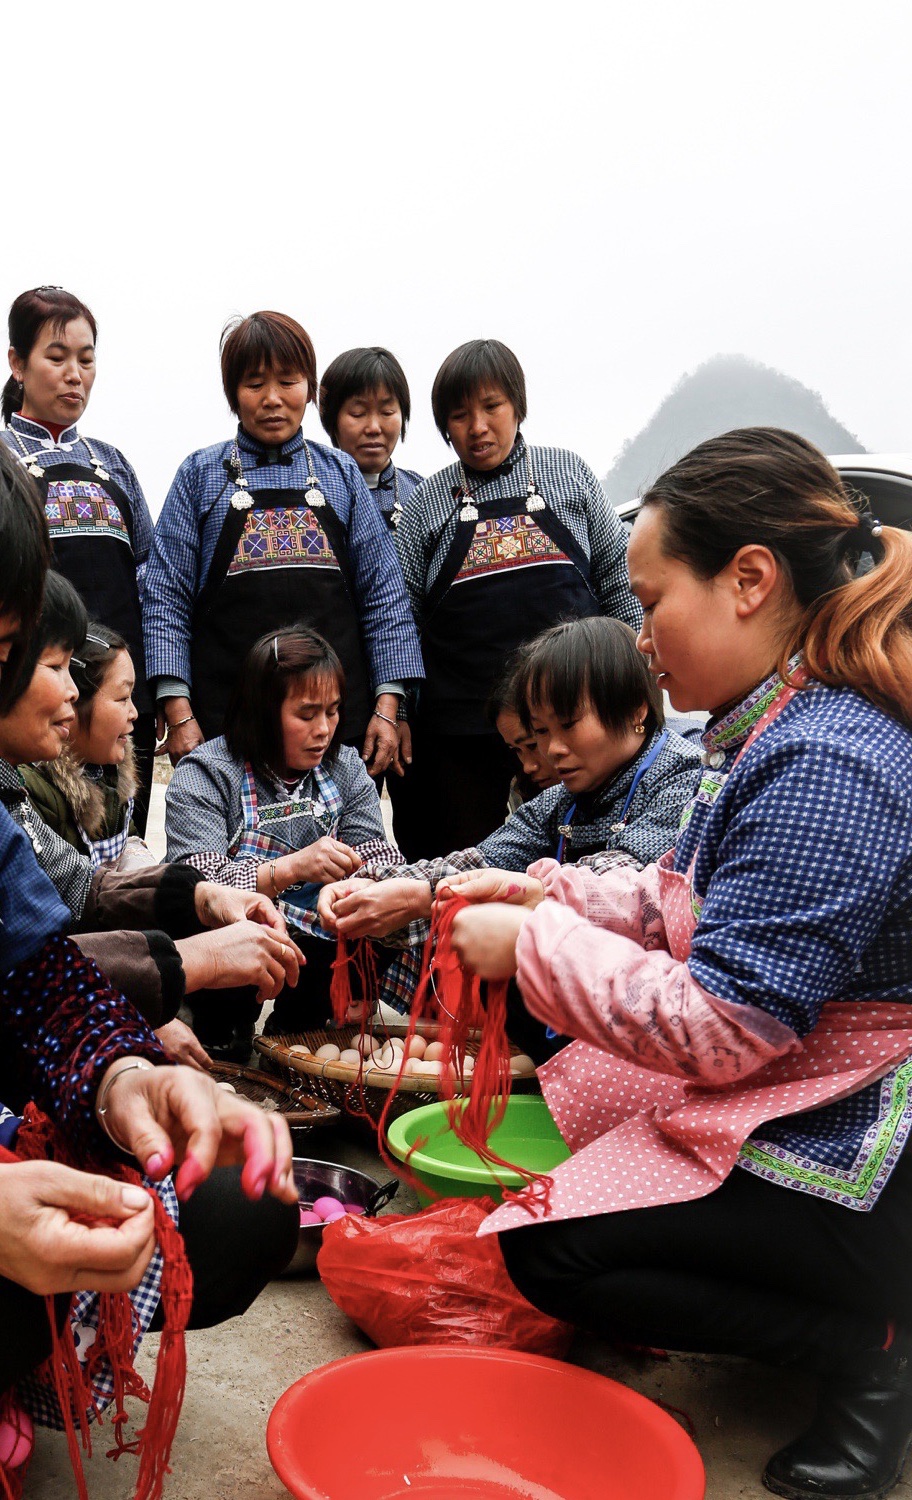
[208,1060,341,1130]
[254,1021,540,1127]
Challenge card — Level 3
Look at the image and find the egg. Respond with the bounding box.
[298,1209,322,1227]
[424,1041,446,1062]
[0,1405,33,1467]
[359,1034,377,1057]
[366,1043,396,1070]
[412,1059,443,1077]
[403,1057,423,1075]
[216,1081,237,1093]
[338,1048,362,1067]
[321,1203,347,1223]
[405,1036,427,1059]
[312,1195,344,1221]
[342,1202,366,1215]
[389,1037,406,1053]
[510,1053,536,1075]
[288,1045,312,1057]
[314,1043,342,1063]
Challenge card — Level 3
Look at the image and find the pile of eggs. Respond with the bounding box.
[298,1196,366,1228]
[289,1035,535,1082]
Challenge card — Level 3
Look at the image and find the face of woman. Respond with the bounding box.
[279,674,341,776]
[0,646,78,765]
[9,316,96,429]
[335,385,402,476]
[447,384,519,471]
[73,650,138,766]
[628,504,776,715]
[495,708,559,792]
[236,366,309,447]
[528,698,646,796]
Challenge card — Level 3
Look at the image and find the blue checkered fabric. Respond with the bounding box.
[676,672,912,1206]
[143,428,424,689]
[371,461,423,527]
[77,798,133,869]
[1,414,154,571]
[394,435,641,630]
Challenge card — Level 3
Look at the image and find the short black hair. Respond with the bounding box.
[517,617,663,737]
[319,347,411,445]
[1,570,87,713]
[0,445,50,703]
[485,643,533,726]
[431,339,527,443]
[224,624,345,782]
[70,621,129,728]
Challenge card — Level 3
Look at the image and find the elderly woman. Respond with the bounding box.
[166,624,402,1057]
[142,310,423,774]
[393,337,640,858]
[2,286,157,832]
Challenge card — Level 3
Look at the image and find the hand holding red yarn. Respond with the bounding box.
[438,868,546,910]
[451,903,530,980]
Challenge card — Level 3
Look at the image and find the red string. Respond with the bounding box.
[1,1103,192,1500]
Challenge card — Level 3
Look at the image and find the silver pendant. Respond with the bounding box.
[390,505,402,530]
[27,461,45,478]
[93,464,110,482]
[557,824,573,841]
[459,500,478,522]
[702,749,726,770]
[230,488,253,510]
[526,490,546,512]
[610,822,627,833]
[305,484,326,509]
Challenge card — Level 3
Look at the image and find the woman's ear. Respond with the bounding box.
[8,346,23,383]
[728,544,782,618]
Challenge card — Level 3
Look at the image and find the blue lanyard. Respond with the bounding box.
[554,729,669,864]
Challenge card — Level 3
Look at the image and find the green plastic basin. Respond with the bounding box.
[386,1096,571,1204]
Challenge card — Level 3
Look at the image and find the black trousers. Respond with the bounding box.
[0,1165,297,1395]
[130,712,157,838]
[499,1147,912,1378]
[389,728,516,862]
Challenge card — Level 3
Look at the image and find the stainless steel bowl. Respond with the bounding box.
[281,1157,393,1277]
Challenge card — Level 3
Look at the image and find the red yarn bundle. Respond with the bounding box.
[0,1103,192,1500]
[332,896,551,1210]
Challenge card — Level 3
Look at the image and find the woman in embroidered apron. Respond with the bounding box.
[317,618,701,1028]
[143,311,423,779]
[166,626,402,1061]
[393,337,640,860]
[444,428,912,1500]
[2,286,157,834]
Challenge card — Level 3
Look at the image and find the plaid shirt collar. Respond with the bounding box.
[235,424,306,463]
[701,658,802,761]
[8,411,79,445]
[462,432,527,489]
[0,757,26,803]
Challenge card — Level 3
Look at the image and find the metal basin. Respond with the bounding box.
[281,1157,396,1277]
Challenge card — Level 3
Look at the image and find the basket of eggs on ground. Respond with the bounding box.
[254,1021,540,1126]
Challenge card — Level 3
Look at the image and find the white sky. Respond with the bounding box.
[4,0,910,514]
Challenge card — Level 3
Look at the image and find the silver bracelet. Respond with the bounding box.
[372,710,397,727]
[96,1059,154,1150]
[168,714,196,730]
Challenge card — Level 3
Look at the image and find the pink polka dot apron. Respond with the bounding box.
[485,681,912,1236]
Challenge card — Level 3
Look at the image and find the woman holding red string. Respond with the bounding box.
[445,429,912,1500]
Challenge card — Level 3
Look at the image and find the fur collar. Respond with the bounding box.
[38,740,137,839]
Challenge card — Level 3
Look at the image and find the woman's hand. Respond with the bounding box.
[179,922,304,1002]
[451,903,531,980]
[437,868,546,909]
[318,877,429,937]
[391,721,413,777]
[287,838,361,885]
[154,1017,210,1070]
[97,1061,298,1206]
[195,881,288,936]
[0,1160,156,1295]
[361,694,400,776]
[156,698,205,768]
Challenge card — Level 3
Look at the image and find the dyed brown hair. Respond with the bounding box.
[641,427,912,724]
[220,311,318,415]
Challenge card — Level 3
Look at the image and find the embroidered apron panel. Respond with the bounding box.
[226,506,342,575]
[452,514,569,584]
[45,479,132,544]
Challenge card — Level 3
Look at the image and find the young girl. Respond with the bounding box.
[21,622,141,865]
[166,625,403,1057]
[488,655,560,809]
[445,428,912,1500]
[319,345,422,532]
[142,311,422,775]
[318,618,700,1028]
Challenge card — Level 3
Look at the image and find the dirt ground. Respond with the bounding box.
[25,782,912,1498]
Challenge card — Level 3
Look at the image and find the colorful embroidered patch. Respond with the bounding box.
[44,480,129,542]
[453,514,569,583]
[228,507,341,574]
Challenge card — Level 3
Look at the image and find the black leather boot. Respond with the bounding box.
[763,1341,912,1500]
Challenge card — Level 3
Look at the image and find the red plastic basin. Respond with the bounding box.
[267,1345,704,1499]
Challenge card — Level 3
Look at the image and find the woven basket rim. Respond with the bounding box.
[208,1059,342,1125]
[253,1025,537,1096]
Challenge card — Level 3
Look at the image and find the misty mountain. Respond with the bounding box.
[602,354,866,506]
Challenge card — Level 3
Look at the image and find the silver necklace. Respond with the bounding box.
[10,423,110,482]
[389,468,402,529]
[229,436,327,511]
[457,444,545,522]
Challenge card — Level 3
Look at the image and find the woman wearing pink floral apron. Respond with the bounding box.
[445,428,912,1500]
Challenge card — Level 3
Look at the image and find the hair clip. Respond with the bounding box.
[85,632,111,649]
[70,655,86,670]
[273,636,279,663]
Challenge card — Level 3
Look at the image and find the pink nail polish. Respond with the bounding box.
[146,1152,166,1176]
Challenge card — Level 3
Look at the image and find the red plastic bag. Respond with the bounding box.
[317,1196,572,1357]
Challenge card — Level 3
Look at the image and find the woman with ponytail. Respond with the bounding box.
[2,287,157,834]
[444,428,912,1500]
